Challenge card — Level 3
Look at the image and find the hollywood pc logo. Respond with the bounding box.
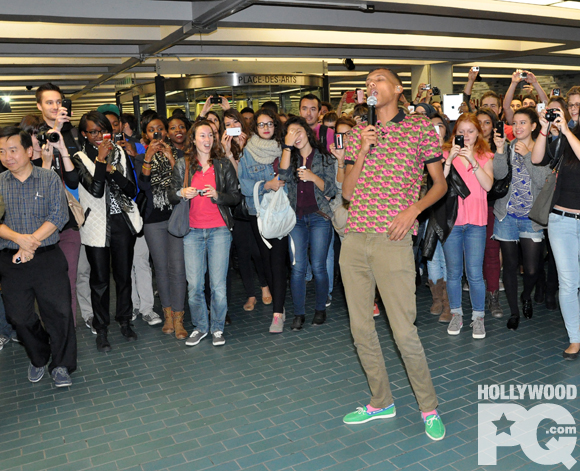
[477,384,578,469]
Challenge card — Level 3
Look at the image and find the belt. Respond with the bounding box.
[0,244,56,255]
[551,209,580,220]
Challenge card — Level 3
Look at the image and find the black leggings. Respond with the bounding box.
[250,216,288,314]
[231,218,268,299]
[500,238,543,317]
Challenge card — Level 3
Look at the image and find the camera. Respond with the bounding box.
[335,133,344,150]
[423,84,431,90]
[210,93,221,105]
[114,133,124,143]
[545,109,559,122]
[153,131,162,140]
[454,135,464,148]
[472,67,479,72]
[432,86,441,96]
[36,131,60,146]
[520,71,528,79]
[553,88,561,97]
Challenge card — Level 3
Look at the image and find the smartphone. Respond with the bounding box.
[14,256,22,264]
[62,98,72,117]
[356,88,365,104]
[226,127,242,137]
[345,91,356,104]
[153,131,161,140]
[423,84,431,90]
[495,121,504,138]
[454,135,464,148]
[102,133,111,141]
[299,165,307,182]
[210,93,221,105]
[536,103,546,114]
[553,88,561,97]
[114,133,124,143]
[335,133,344,150]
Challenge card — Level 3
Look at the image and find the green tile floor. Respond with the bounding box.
[1,273,579,470]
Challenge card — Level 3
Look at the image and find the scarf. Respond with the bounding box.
[245,134,281,165]
[149,147,177,211]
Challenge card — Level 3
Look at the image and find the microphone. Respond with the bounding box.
[367,95,377,126]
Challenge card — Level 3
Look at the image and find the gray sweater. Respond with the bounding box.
[493,140,550,231]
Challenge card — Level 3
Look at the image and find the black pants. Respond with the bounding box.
[85,214,136,332]
[231,218,268,299]
[249,216,288,314]
[0,246,77,374]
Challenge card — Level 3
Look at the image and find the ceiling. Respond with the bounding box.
[3,0,580,124]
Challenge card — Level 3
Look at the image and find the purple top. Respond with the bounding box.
[296,150,319,218]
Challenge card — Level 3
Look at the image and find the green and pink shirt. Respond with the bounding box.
[344,110,442,235]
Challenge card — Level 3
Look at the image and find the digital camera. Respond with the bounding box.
[36,131,59,146]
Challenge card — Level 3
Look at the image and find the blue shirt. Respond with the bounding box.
[0,165,69,249]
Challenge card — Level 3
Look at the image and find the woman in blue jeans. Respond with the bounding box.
[441,113,494,339]
[532,107,580,359]
[169,120,240,347]
[279,116,337,331]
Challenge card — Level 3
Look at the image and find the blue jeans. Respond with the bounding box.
[427,240,447,282]
[184,226,232,334]
[548,213,580,343]
[442,224,486,318]
[289,213,332,315]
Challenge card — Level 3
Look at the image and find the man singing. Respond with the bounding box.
[340,68,447,440]
[0,127,76,387]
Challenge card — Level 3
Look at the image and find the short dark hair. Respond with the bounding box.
[120,113,138,135]
[522,95,536,104]
[141,113,169,144]
[261,101,278,114]
[240,107,255,115]
[320,101,333,112]
[0,126,32,150]
[19,115,44,135]
[36,83,63,104]
[299,94,321,111]
[368,68,404,98]
[167,116,191,132]
[480,91,501,108]
[322,111,338,124]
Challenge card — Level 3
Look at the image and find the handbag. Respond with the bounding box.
[232,194,251,221]
[167,164,191,238]
[488,144,512,202]
[253,180,296,248]
[65,189,85,227]
[528,137,566,227]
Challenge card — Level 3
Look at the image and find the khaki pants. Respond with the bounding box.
[339,231,438,412]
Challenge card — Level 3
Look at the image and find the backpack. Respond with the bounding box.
[253,180,296,248]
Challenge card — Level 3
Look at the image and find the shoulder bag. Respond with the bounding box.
[487,144,512,202]
[253,180,296,248]
[167,164,191,237]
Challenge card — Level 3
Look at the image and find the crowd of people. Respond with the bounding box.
[1,66,579,442]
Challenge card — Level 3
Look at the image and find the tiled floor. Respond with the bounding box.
[1,273,579,471]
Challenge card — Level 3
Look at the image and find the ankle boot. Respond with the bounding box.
[429,279,444,315]
[488,290,503,318]
[507,314,520,331]
[173,311,188,340]
[161,307,174,334]
[438,281,452,323]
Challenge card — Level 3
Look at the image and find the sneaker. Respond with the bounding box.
[131,308,139,321]
[463,282,469,292]
[11,334,21,343]
[471,317,486,339]
[424,412,446,441]
[291,315,305,331]
[0,335,9,351]
[373,303,380,317]
[142,312,162,326]
[85,317,97,335]
[185,330,207,346]
[212,331,225,346]
[447,314,463,335]
[28,363,45,383]
[499,280,505,292]
[269,313,285,334]
[343,404,396,424]
[326,296,332,307]
[51,367,72,388]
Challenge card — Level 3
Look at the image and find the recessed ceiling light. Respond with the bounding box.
[552,1,580,8]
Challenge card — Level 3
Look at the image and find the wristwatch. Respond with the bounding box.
[109,165,116,174]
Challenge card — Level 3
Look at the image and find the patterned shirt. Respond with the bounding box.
[507,151,533,218]
[0,165,69,249]
[344,110,442,234]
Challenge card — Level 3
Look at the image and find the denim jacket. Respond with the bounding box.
[238,148,281,216]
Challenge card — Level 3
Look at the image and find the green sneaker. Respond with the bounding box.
[343,404,396,424]
[424,412,445,441]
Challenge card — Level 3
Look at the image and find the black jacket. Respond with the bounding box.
[423,165,471,260]
[169,157,241,231]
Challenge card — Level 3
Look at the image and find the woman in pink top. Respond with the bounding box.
[441,113,494,339]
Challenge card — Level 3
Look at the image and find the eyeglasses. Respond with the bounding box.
[568,103,580,109]
[86,130,103,137]
[257,122,275,129]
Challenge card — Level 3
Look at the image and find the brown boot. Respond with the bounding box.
[161,307,174,334]
[429,279,444,315]
[173,311,188,340]
[438,281,453,323]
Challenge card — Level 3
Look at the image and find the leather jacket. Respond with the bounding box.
[169,157,241,231]
[423,164,471,260]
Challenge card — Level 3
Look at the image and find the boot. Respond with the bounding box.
[173,311,188,340]
[487,290,504,318]
[428,279,444,315]
[438,281,452,323]
[161,307,174,334]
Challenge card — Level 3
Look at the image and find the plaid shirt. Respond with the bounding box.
[0,165,69,250]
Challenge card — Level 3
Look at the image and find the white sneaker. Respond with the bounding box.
[85,317,97,335]
[212,331,226,346]
[0,335,9,351]
[142,312,162,326]
[131,308,139,321]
